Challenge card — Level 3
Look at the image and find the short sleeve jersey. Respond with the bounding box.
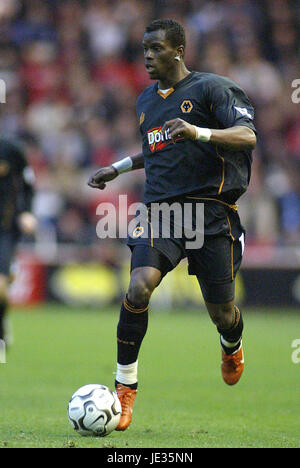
[136,71,256,205]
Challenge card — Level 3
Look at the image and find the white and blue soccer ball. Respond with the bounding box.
[68,384,121,437]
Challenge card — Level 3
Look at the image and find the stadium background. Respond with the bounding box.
[1,0,299,308]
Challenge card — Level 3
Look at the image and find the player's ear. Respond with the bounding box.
[175,45,184,61]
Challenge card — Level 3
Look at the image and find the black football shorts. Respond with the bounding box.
[127,196,245,303]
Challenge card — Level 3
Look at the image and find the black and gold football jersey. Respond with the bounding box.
[136,71,256,205]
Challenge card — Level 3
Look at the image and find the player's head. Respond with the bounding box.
[145,19,186,50]
[143,19,186,81]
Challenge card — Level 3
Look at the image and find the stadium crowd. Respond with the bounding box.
[0,0,299,259]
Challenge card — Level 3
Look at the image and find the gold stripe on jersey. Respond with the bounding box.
[209,108,225,194]
[139,112,145,125]
[216,146,225,194]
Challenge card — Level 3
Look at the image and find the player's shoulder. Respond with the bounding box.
[183,72,243,98]
[199,73,252,105]
[198,72,242,90]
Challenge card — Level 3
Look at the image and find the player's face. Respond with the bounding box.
[142,29,179,81]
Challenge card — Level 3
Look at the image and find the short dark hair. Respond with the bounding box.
[145,19,186,49]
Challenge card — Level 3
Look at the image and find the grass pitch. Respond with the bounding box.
[0,304,299,448]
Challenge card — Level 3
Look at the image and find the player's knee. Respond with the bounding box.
[206,301,235,329]
[127,280,151,308]
[127,268,159,308]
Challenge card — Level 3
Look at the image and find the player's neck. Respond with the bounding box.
[158,64,190,90]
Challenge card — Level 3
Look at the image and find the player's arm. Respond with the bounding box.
[207,125,256,149]
[161,120,256,150]
[88,152,144,190]
[162,76,257,151]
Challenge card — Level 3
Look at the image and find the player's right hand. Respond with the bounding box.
[87,166,118,190]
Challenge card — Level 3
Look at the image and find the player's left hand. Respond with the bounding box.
[161,118,197,143]
[18,212,37,235]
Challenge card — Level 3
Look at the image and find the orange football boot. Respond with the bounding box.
[115,384,137,431]
[221,342,244,385]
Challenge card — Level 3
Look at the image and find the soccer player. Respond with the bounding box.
[88,19,257,431]
[0,137,36,346]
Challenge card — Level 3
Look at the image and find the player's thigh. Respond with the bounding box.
[129,244,173,288]
[187,234,243,301]
[127,244,175,305]
[200,279,235,306]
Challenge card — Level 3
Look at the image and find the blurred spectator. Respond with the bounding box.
[0,0,298,254]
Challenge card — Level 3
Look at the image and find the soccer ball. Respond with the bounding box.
[68,384,121,437]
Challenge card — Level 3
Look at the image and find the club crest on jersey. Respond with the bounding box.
[180,100,193,113]
[147,126,172,153]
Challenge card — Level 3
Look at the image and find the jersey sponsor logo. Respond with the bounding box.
[180,100,193,113]
[234,106,253,119]
[147,126,185,152]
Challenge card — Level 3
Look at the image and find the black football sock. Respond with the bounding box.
[115,380,138,390]
[218,306,243,355]
[115,295,149,389]
[0,300,7,341]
